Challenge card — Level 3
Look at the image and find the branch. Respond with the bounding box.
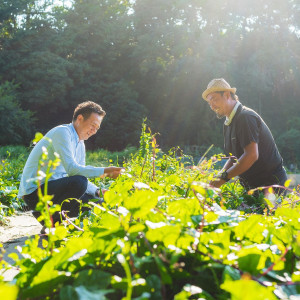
[61,210,84,232]
[257,248,289,278]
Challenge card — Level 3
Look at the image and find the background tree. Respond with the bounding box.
[0,0,299,165]
[0,81,33,145]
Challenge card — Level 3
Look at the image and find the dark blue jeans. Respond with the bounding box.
[23,175,96,225]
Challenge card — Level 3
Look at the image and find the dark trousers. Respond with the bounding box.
[240,166,288,195]
[23,175,95,225]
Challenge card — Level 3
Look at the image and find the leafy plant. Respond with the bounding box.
[0,152,26,223]
[1,125,300,299]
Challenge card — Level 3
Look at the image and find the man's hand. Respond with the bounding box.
[103,166,124,179]
[96,188,108,197]
[209,178,226,188]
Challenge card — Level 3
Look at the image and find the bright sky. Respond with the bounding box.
[45,0,73,9]
[53,0,73,8]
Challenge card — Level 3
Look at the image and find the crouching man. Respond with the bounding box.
[18,101,122,227]
[201,78,287,191]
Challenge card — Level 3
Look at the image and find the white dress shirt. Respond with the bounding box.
[18,123,104,198]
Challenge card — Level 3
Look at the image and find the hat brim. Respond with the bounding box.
[202,87,237,101]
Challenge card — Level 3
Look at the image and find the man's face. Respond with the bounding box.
[206,92,227,119]
[76,112,103,140]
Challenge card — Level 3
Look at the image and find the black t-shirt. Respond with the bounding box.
[224,105,286,188]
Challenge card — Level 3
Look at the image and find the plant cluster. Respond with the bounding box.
[0,145,138,222]
[0,127,300,299]
[0,149,28,223]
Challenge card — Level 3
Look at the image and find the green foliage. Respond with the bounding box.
[277,118,300,169]
[0,145,135,221]
[1,126,300,299]
[0,282,18,300]
[0,145,29,160]
[0,0,299,164]
[0,150,27,222]
[0,81,33,145]
[86,146,138,166]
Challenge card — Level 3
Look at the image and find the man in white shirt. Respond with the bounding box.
[18,101,122,226]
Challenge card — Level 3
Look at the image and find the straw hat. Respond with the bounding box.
[202,78,237,101]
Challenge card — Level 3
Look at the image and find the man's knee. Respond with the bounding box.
[68,175,88,194]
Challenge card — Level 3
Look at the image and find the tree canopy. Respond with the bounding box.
[0,0,299,165]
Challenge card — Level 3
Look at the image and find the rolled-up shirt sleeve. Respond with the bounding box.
[51,127,104,180]
[86,181,99,197]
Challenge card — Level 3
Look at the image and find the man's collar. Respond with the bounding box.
[70,123,80,144]
[224,101,241,126]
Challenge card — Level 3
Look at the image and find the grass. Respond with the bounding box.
[0,145,138,222]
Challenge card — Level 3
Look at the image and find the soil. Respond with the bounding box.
[0,211,42,281]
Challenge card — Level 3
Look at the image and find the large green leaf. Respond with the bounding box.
[234,215,266,243]
[0,283,18,300]
[124,190,159,218]
[74,269,112,289]
[221,279,277,300]
[146,223,181,247]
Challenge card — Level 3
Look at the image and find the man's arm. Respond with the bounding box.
[52,127,105,178]
[223,157,234,172]
[85,167,123,197]
[210,142,259,188]
[78,143,123,196]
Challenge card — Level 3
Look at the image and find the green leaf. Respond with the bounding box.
[132,292,151,299]
[198,230,231,258]
[99,211,120,230]
[275,208,300,229]
[124,190,159,218]
[223,266,241,281]
[74,286,113,300]
[52,225,68,241]
[146,223,181,247]
[145,275,161,298]
[167,198,200,224]
[154,256,172,284]
[59,285,77,300]
[221,279,277,300]
[74,270,111,289]
[0,283,18,300]
[24,237,93,290]
[237,247,269,275]
[128,223,146,234]
[273,224,294,244]
[21,274,70,298]
[238,253,261,274]
[33,132,44,144]
[234,215,265,243]
[292,231,300,256]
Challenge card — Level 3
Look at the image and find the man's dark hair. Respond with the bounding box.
[73,101,106,121]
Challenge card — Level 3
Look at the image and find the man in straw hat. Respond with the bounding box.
[202,78,287,191]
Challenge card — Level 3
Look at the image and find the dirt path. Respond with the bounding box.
[0,211,42,281]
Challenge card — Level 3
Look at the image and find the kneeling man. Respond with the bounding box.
[18,101,122,226]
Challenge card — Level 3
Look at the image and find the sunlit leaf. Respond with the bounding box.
[284,179,291,187]
[221,279,277,300]
[0,283,18,300]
